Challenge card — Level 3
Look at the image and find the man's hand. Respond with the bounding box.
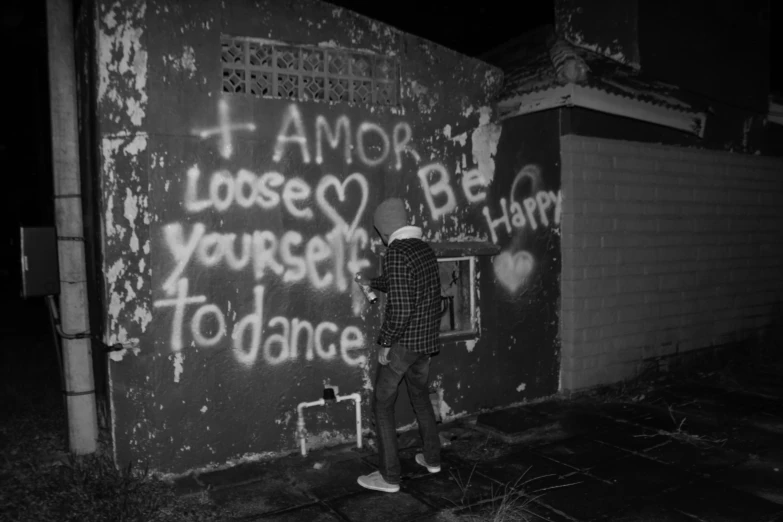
[378,347,391,365]
[355,273,371,287]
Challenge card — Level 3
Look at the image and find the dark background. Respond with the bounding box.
[0,0,780,298]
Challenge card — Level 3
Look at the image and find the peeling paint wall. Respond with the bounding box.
[474,111,562,405]
[91,0,559,474]
[96,0,152,356]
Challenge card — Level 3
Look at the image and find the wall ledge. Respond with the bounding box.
[430,241,500,257]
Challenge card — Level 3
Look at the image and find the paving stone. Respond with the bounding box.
[453,498,573,522]
[295,457,376,500]
[477,407,549,433]
[587,454,690,495]
[199,459,275,489]
[472,448,577,492]
[533,436,627,471]
[630,413,689,432]
[756,448,783,466]
[661,477,783,522]
[195,447,367,492]
[658,408,737,441]
[745,414,783,435]
[251,503,342,521]
[328,490,432,522]
[533,472,633,521]
[475,408,566,445]
[166,357,783,522]
[404,465,497,509]
[522,501,579,522]
[518,399,573,418]
[642,440,745,472]
[721,425,783,455]
[709,457,783,505]
[556,407,624,437]
[713,392,783,418]
[589,425,669,453]
[595,402,654,420]
[442,431,518,464]
[740,382,783,400]
[209,477,312,518]
[406,511,461,522]
[698,448,752,470]
[363,446,437,480]
[595,502,698,521]
[605,403,692,432]
[658,383,731,402]
[438,425,476,446]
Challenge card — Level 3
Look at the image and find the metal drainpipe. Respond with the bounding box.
[45,0,99,455]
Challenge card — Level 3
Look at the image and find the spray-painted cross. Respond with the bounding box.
[192,99,256,159]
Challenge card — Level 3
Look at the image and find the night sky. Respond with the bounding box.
[328,0,554,58]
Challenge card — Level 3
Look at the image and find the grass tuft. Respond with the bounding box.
[0,393,232,522]
[448,464,538,522]
[0,452,231,521]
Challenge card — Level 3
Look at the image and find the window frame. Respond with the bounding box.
[220,35,401,107]
[436,255,478,341]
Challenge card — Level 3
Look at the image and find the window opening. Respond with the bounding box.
[221,36,400,107]
[437,256,478,339]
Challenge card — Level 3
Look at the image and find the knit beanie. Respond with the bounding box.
[373,198,408,236]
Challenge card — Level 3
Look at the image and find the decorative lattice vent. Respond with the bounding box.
[221,37,400,107]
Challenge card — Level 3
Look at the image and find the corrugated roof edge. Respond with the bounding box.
[498,83,706,138]
[769,94,783,125]
[494,38,706,137]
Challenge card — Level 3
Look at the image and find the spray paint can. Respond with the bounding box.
[355,274,378,304]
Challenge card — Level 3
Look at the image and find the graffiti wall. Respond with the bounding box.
[421,111,562,413]
[93,0,560,474]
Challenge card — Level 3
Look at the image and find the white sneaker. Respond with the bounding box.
[415,453,441,473]
[357,471,400,493]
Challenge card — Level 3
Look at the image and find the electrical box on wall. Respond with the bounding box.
[19,227,60,298]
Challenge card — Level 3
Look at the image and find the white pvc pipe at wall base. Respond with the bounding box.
[297,399,325,457]
[336,393,362,450]
[296,393,362,456]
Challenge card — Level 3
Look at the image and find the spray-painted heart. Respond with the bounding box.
[315,173,369,240]
[493,250,534,293]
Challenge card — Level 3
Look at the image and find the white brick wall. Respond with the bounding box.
[560,135,783,391]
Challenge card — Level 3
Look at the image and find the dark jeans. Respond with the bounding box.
[374,345,440,484]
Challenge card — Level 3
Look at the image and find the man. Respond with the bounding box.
[355,197,443,493]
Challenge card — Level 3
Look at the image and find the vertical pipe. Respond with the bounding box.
[298,395,362,456]
[351,393,363,449]
[337,393,362,450]
[45,0,98,455]
[297,399,325,456]
[469,256,476,328]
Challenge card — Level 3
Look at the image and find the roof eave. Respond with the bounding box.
[498,84,706,138]
[498,84,574,119]
[768,100,783,125]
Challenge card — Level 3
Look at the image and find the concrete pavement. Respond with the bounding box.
[173,350,783,521]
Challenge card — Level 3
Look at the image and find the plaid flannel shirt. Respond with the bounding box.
[371,237,441,354]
